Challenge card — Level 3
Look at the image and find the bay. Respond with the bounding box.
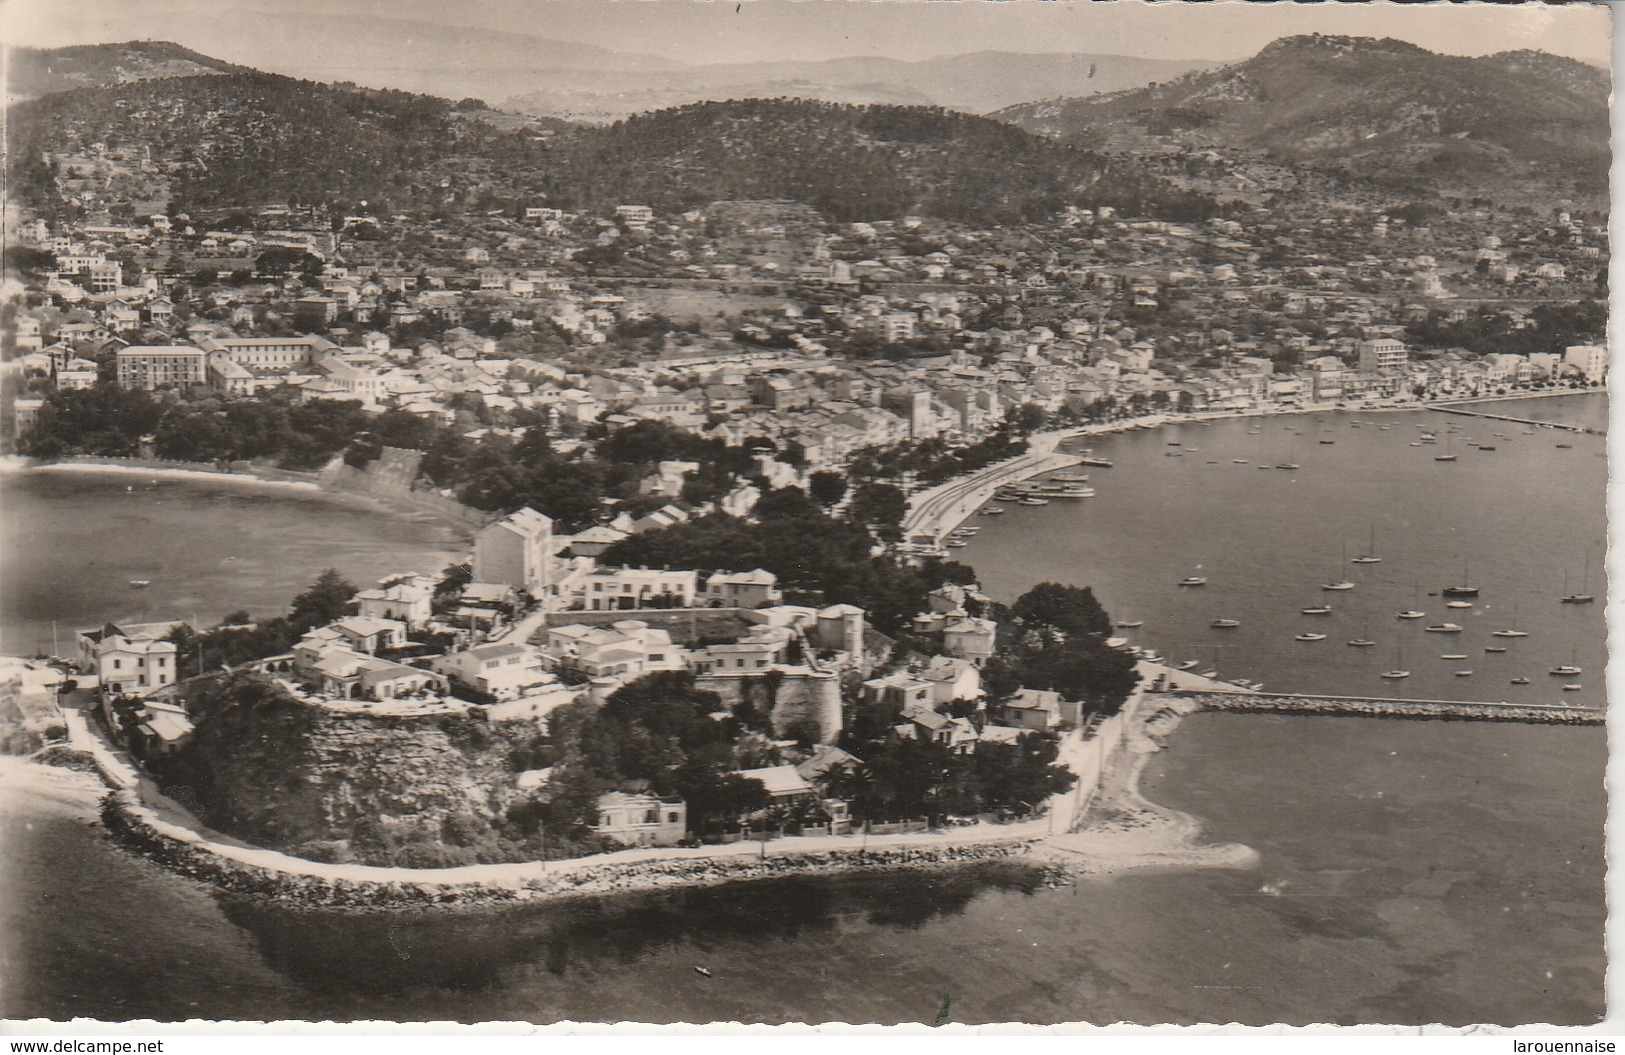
[0,393,1607,1025]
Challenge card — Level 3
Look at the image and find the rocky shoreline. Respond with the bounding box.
[95,787,1052,910]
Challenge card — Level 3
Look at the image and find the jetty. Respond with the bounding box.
[1428,406,1600,435]
[1173,689,1603,725]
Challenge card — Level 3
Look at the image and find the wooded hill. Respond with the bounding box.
[9,70,1220,224]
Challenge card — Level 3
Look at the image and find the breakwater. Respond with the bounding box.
[1176,690,1603,725]
[1428,406,1600,434]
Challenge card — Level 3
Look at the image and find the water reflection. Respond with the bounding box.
[216,861,1050,998]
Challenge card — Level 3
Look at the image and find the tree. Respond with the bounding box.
[288,569,358,632]
[846,482,907,541]
[1011,582,1112,639]
[808,470,848,508]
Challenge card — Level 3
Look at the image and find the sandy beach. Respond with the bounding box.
[1039,693,1260,877]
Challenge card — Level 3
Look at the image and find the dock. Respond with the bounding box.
[1172,689,1603,725]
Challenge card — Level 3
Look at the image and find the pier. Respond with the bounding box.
[1173,689,1603,725]
[1428,406,1600,435]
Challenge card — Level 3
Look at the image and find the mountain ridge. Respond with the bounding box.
[993,34,1610,199]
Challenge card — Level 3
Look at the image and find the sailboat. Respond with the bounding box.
[1352,524,1381,564]
[1549,645,1582,677]
[1434,432,1458,462]
[1381,639,1411,679]
[1323,544,1356,591]
[1492,601,1527,638]
[1442,558,1478,598]
[1347,622,1376,647]
[1561,553,1596,604]
[1397,581,1426,620]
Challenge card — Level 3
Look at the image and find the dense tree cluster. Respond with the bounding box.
[599,502,974,634]
[9,77,1220,224]
[16,386,374,469]
[1405,299,1606,359]
[980,583,1140,714]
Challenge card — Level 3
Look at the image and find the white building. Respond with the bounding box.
[354,574,438,629]
[474,508,554,598]
[1564,345,1607,383]
[1357,338,1408,373]
[432,642,552,700]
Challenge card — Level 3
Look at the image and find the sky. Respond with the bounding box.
[4,0,1614,67]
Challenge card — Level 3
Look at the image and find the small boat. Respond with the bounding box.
[1275,463,1300,470]
[1346,638,1376,648]
[1301,605,1333,615]
[1381,669,1411,679]
[1563,683,1583,691]
[1445,600,1473,609]
[1440,654,1468,661]
[1295,632,1327,642]
[1054,487,1096,499]
[1051,473,1091,483]
[1232,459,1249,464]
[1561,555,1595,603]
[1210,618,1240,628]
[1397,610,1426,620]
[1511,677,1531,685]
[1076,458,1114,468]
[1322,581,1355,591]
[1424,623,1463,633]
[1106,637,1130,649]
[1556,442,1573,449]
[1434,453,1457,462]
[1408,442,1422,447]
[1477,445,1496,451]
[1454,670,1473,677]
[1550,665,1582,677]
[694,967,712,977]
[1019,497,1049,506]
[1116,620,1144,629]
[1319,439,1336,445]
[1230,677,1253,688]
[129,579,151,588]
[1179,576,1208,587]
[1200,669,1219,679]
[1485,646,1507,654]
[981,506,1006,515]
[1165,451,1183,457]
[1491,629,1527,638]
[947,540,968,547]
[1178,660,1200,671]
[1441,559,1478,597]
[1352,524,1381,564]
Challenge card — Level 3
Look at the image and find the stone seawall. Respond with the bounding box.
[1179,691,1603,725]
[97,790,1044,910]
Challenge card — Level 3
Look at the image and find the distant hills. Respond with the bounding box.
[995,35,1610,199]
[499,51,1215,123]
[7,72,1219,225]
[8,41,247,99]
[12,36,1209,121]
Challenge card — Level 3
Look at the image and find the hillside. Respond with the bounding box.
[501,51,1215,123]
[8,41,246,99]
[995,35,1610,199]
[7,75,1219,225]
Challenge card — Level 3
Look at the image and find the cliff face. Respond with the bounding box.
[176,675,525,865]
